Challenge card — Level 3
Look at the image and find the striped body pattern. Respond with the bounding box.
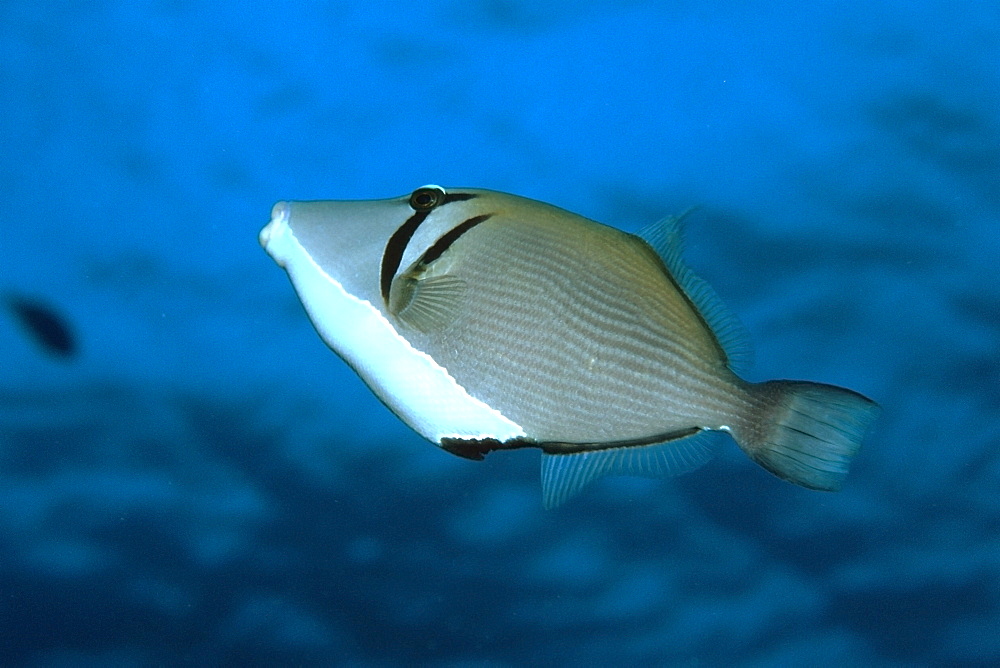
[260,186,880,507]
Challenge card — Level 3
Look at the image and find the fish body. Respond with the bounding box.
[260,186,879,507]
[6,294,76,358]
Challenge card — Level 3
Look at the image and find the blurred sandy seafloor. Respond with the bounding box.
[1,0,999,665]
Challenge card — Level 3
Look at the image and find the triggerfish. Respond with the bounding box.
[259,186,879,507]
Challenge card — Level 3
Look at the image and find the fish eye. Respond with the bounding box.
[409,186,445,212]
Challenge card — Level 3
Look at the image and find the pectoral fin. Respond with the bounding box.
[389,273,467,332]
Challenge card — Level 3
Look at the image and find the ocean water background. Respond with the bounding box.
[2,1,998,664]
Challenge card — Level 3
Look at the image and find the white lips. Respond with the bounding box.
[259,201,291,266]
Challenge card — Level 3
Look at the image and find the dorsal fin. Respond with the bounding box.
[539,432,719,509]
[637,211,752,374]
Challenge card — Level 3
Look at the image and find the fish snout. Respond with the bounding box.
[259,201,290,250]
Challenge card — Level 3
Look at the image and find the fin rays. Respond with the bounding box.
[390,275,467,332]
[734,380,880,491]
[540,432,718,509]
[638,212,752,373]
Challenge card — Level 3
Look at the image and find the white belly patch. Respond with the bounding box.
[261,214,526,444]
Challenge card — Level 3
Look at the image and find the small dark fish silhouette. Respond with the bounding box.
[7,295,76,357]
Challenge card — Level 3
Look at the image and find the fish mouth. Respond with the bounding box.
[259,201,290,250]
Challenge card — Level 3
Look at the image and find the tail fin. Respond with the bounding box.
[735,380,880,491]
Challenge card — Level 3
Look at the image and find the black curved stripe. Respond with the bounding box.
[381,210,429,301]
[538,427,700,454]
[440,427,700,460]
[379,192,479,302]
[418,213,493,266]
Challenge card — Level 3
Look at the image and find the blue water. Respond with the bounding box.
[2,1,998,664]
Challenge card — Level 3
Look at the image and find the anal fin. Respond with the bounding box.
[539,432,718,509]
